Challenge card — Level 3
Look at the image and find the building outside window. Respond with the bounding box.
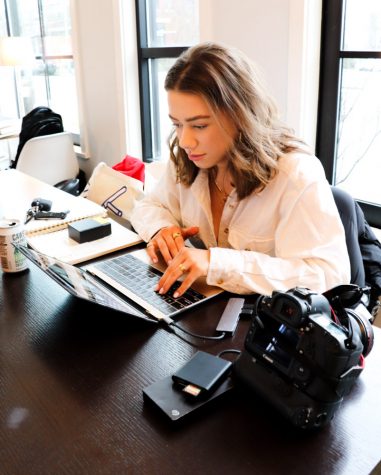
[0,0,79,137]
[317,0,381,227]
[135,0,199,162]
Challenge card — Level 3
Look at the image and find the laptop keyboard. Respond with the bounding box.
[93,253,206,316]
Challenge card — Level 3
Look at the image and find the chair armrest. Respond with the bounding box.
[55,178,80,195]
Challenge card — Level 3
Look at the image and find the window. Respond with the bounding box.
[0,0,79,136]
[317,0,381,227]
[135,0,199,162]
[0,2,18,120]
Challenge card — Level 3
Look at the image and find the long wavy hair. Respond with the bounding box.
[164,42,307,199]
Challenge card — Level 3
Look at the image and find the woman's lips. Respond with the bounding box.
[188,153,205,162]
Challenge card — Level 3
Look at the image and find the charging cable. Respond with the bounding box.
[160,315,226,341]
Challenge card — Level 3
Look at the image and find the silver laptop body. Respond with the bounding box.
[18,246,223,322]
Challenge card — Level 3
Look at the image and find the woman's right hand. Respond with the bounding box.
[146,225,199,265]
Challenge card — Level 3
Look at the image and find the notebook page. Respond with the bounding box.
[26,218,143,264]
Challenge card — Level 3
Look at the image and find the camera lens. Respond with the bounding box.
[347,307,374,357]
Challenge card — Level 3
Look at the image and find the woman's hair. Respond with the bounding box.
[164,42,307,199]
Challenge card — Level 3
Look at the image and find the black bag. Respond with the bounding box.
[360,221,381,312]
[331,186,381,314]
[11,106,64,168]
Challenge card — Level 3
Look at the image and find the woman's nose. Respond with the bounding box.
[178,127,196,150]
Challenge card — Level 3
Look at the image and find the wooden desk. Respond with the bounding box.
[1,261,381,475]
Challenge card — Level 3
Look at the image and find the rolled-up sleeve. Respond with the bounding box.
[130,162,182,241]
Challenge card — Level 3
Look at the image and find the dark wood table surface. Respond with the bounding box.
[1,261,381,475]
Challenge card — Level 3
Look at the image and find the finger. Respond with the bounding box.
[156,258,189,294]
[172,273,197,298]
[155,234,173,264]
[173,232,185,252]
[146,242,159,263]
[156,265,181,294]
[162,230,183,260]
[182,226,199,239]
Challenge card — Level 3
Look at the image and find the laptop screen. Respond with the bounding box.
[17,245,155,322]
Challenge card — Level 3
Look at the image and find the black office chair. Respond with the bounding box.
[12,107,84,195]
[331,186,381,314]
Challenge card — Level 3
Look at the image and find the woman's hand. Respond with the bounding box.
[155,247,210,298]
[146,225,199,264]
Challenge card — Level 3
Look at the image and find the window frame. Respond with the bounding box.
[316,0,381,227]
[135,0,187,163]
[1,0,81,144]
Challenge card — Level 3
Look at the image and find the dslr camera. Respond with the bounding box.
[234,285,374,429]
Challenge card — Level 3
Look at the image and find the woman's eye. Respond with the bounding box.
[193,125,207,130]
[172,123,181,128]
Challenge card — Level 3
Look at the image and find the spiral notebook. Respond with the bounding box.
[26,218,142,264]
[0,169,142,264]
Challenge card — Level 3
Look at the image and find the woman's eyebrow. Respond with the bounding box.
[169,114,211,122]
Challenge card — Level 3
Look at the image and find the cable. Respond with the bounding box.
[217,349,241,358]
[169,321,227,340]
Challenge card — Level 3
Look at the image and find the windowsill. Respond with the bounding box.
[74,145,90,160]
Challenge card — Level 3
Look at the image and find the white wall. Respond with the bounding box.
[200,0,290,115]
[71,0,138,178]
[200,0,322,148]
[72,0,322,178]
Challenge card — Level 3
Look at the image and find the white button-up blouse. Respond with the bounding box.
[130,152,350,296]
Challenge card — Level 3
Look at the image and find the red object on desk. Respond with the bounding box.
[112,155,145,183]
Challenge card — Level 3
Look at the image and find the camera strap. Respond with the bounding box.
[329,295,356,348]
[324,285,369,350]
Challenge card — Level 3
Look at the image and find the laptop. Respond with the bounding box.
[17,245,223,324]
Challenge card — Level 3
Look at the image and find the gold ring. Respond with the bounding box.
[179,263,187,273]
[172,232,181,239]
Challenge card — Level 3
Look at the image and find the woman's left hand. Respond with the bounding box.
[155,247,210,298]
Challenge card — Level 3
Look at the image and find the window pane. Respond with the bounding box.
[26,58,79,133]
[334,58,381,204]
[150,57,176,160]
[8,2,36,31]
[24,64,48,112]
[0,68,18,118]
[41,0,72,40]
[40,0,78,133]
[0,1,7,35]
[47,59,79,133]
[343,0,381,51]
[146,0,199,47]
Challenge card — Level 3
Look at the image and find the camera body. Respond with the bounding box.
[234,286,373,429]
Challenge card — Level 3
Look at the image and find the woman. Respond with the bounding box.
[130,42,350,298]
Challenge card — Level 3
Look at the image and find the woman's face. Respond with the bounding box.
[167,90,237,170]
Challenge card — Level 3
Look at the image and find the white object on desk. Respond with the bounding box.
[0,169,143,263]
[27,218,142,264]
